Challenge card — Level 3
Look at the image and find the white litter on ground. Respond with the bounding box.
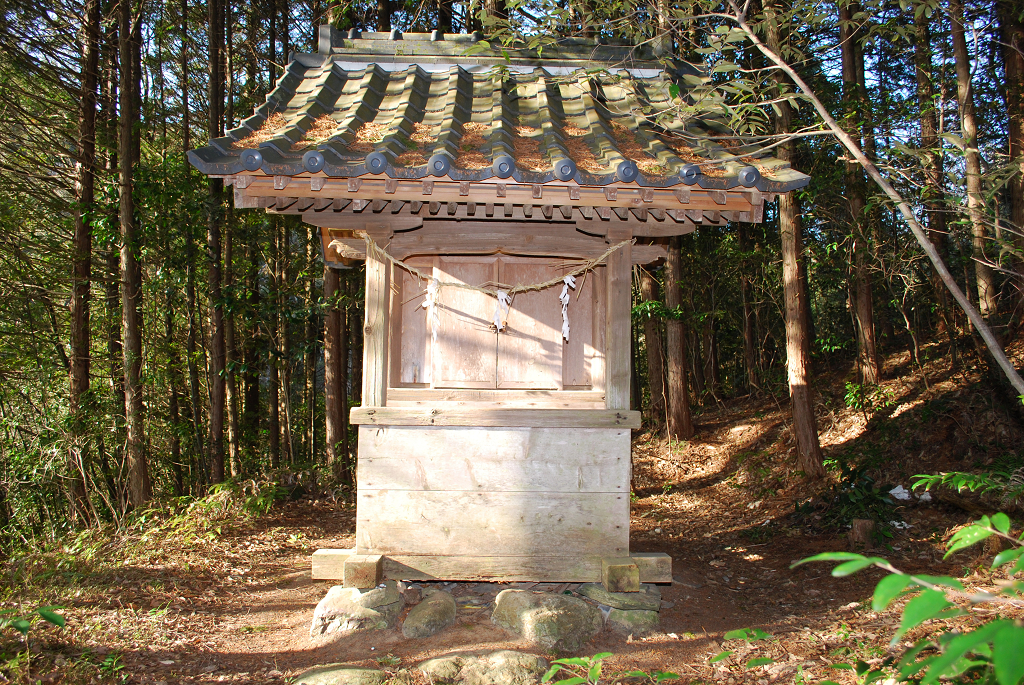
[889,485,912,501]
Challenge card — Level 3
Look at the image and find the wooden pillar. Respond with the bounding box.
[605,230,632,410]
[361,253,390,407]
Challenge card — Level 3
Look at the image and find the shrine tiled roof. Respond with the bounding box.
[188,27,810,192]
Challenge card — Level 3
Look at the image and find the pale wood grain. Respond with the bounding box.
[356,490,629,557]
[356,426,630,492]
[311,549,672,583]
[362,254,390,406]
[350,407,641,428]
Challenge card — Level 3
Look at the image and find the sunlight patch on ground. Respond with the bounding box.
[890,398,924,418]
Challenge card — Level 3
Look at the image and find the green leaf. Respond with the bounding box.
[668,84,680,99]
[920,620,1007,684]
[993,624,1024,685]
[553,658,588,667]
[873,574,912,611]
[10,618,30,635]
[746,657,775,668]
[587,660,601,682]
[946,524,994,556]
[552,678,586,685]
[792,552,866,568]
[993,513,1012,534]
[655,673,680,682]
[541,665,561,682]
[992,548,1024,570]
[710,651,733,663]
[828,663,855,670]
[832,557,881,576]
[894,589,953,642]
[36,608,65,628]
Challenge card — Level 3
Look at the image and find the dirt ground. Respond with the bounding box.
[5,345,1024,684]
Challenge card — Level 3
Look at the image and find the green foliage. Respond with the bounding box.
[541,653,679,684]
[780,514,1024,684]
[844,382,896,418]
[0,606,65,637]
[794,464,898,536]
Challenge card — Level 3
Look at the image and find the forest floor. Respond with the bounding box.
[3,342,1024,684]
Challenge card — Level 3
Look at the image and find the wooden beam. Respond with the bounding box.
[605,228,632,410]
[361,254,390,406]
[311,549,672,583]
[385,388,605,408]
[235,175,756,213]
[349,407,641,428]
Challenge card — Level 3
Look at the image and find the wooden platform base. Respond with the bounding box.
[312,549,672,584]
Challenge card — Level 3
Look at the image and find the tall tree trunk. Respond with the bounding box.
[664,236,694,439]
[119,0,149,508]
[738,223,759,390]
[338,279,350,476]
[242,223,260,465]
[102,16,124,436]
[438,0,452,32]
[180,0,189,152]
[951,0,999,318]
[377,0,392,30]
[69,0,102,525]
[639,269,666,421]
[304,225,315,462]
[280,0,290,67]
[914,3,951,333]
[224,208,240,477]
[766,0,824,477]
[998,0,1024,317]
[840,2,879,384]
[269,219,281,469]
[165,256,184,496]
[281,221,294,464]
[207,0,226,483]
[268,0,277,86]
[324,266,345,479]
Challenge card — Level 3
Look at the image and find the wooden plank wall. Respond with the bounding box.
[355,425,631,560]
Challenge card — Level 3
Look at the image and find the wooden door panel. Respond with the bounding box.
[434,257,497,388]
[497,259,563,389]
[396,259,432,386]
[562,269,595,388]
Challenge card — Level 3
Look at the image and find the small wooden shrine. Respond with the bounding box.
[189,26,809,585]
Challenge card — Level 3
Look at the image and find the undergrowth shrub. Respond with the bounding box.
[793,463,899,539]
[718,512,1024,684]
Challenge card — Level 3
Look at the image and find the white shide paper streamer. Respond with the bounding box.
[559,275,576,341]
[493,290,511,331]
[421,277,440,345]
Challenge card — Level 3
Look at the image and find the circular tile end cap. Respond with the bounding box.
[616,160,639,183]
[364,151,388,174]
[737,165,761,187]
[239,149,263,172]
[553,158,577,181]
[492,155,514,178]
[428,154,451,176]
[680,163,701,185]
[302,150,326,173]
